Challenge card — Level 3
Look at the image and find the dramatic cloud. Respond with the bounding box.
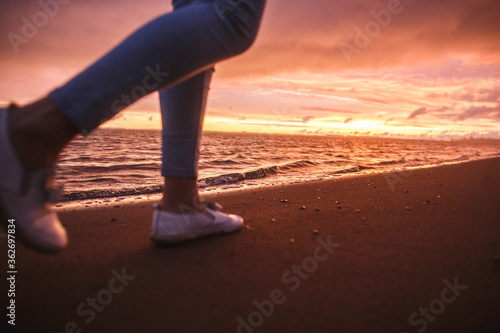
[221,0,500,77]
[1,0,499,138]
[2,0,499,79]
[300,106,360,114]
[457,104,500,121]
[452,89,500,103]
[408,107,428,119]
[302,116,315,124]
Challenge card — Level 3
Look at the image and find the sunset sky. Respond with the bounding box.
[1,0,499,139]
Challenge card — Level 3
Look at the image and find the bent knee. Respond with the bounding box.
[214,0,265,56]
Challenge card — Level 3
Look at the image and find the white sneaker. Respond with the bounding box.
[151,201,244,244]
[0,107,68,253]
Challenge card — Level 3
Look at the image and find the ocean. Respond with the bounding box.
[55,129,500,201]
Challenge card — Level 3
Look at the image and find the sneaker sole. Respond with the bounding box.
[151,221,244,246]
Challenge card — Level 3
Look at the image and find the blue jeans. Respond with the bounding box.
[49,0,266,178]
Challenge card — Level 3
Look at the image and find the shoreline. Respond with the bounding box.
[2,157,499,332]
[56,155,500,210]
[56,128,500,204]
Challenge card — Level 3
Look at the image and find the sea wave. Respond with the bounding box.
[56,129,500,202]
[198,160,318,188]
[61,160,319,201]
[60,162,161,173]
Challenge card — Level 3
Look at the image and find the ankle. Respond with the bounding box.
[8,98,78,170]
[161,177,203,213]
[8,106,46,169]
[157,200,204,214]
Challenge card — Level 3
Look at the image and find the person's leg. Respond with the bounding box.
[8,0,266,170]
[159,69,214,213]
[157,0,214,214]
[152,62,244,246]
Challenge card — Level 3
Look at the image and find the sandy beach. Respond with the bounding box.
[1,157,499,333]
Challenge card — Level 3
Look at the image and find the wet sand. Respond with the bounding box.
[1,158,499,333]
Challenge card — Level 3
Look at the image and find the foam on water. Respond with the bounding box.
[56,129,500,201]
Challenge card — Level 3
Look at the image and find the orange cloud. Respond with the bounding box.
[1,0,499,138]
[218,0,500,77]
[300,106,360,114]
